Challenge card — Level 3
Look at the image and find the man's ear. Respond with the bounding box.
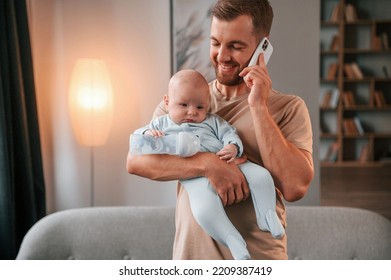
[163,95,169,109]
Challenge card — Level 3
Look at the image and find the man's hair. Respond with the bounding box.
[211,0,274,37]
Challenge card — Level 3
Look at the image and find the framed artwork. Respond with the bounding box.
[171,0,216,82]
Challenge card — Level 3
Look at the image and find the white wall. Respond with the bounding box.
[28,0,320,213]
[29,0,175,213]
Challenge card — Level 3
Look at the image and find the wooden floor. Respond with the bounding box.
[321,165,391,221]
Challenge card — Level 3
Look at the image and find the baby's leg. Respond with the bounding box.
[239,162,285,239]
[181,177,250,260]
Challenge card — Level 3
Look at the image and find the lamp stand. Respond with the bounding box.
[90,146,94,207]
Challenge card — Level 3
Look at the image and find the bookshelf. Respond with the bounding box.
[320,0,391,166]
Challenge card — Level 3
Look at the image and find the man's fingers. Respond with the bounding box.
[234,186,244,204]
[206,154,250,206]
[219,192,227,207]
[242,180,250,200]
[233,156,247,165]
[226,190,236,206]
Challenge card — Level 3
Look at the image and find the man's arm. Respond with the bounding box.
[126,151,249,206]
[249,105,314,202]
[240,54,314,202]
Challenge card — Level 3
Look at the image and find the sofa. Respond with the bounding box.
[16,206,391,260]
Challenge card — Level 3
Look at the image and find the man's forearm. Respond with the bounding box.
[126,152,207,181]
[127,151,250,206]
[250,105,314,202]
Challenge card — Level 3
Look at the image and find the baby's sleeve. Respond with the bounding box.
[213,115,244,156]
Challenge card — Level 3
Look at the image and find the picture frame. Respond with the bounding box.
[170,0,216,82]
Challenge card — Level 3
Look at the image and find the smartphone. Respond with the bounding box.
[248,37,273,67]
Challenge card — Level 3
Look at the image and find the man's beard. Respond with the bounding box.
[213,63,245,86]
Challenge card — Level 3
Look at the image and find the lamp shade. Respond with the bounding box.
[69,59,113,146]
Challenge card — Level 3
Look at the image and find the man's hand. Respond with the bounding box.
[239,53,272,107]
[127,150,250,206]
[204,154,249,206]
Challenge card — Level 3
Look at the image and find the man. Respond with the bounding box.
[127,0,314,259]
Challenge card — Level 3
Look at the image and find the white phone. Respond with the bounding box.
[248,37,273,66]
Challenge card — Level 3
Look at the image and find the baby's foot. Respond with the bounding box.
[256,209,285,239]
[226,235,250,260]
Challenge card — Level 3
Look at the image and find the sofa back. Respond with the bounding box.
[16,206,391,260]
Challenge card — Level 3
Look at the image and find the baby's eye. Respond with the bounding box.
[197,106,204,110]
[179,103,187,107]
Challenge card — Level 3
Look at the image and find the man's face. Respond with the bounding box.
[210,15,259,86]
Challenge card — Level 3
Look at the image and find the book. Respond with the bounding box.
[329,5,340,22]
[345,4,358,23]
[350,63,364,79]
[383,66,389,78]
[329,35,339,51]
[344,63,363,80]
[328,4,358,23]
[343,63,355,79]
[343,119,354,135]
[381,32,389,50]
[374,90,386,107]
[353,117,364,135]
[343,118,364,136]
[329,88,340,109]
[320,88,339,109]
[342,91,356,107]
[359,144,370,162]
[374,33,390,50]
[324,142,339,162]
[372,35,382,50]
[327,63,338,80]
[320,90,332,108]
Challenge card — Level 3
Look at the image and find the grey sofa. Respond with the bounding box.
[16,206,391,260]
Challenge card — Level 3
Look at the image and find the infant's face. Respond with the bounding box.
[167,83,209,124]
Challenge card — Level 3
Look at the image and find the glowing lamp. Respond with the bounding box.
[69,59,113,146]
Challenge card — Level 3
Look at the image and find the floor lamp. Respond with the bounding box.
[68,59,113,206]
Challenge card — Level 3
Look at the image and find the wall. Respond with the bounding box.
[28,0,320,213]
[269,0,321,206]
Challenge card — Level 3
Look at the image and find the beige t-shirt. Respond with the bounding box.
[153,81,313,260]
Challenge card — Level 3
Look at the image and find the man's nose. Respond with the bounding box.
[218,46,231,62]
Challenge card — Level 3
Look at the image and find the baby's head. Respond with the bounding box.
[164,69,210,124]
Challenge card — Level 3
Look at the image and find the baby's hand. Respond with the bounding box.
[216,144,238,164]
[145,129,165,137]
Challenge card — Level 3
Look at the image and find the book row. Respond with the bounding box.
[329,4,358,23]
[320,89,388,108]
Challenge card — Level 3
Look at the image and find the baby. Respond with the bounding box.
[131,69,284,260]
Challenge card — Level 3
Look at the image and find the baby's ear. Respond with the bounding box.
[163,95,169,108]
